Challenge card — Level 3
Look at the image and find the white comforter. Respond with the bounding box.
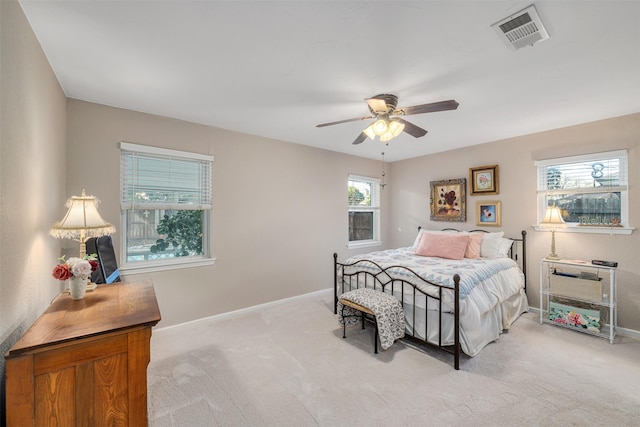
[340,247,529,356]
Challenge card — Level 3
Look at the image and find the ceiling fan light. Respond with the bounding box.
[372,118,388,135]
[380,131,394,142]
[388,120,405,137]
[363,124,377,140]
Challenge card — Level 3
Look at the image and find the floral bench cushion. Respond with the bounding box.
[338,288,405,350]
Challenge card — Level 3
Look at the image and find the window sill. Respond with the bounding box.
[120,257,216,275]
[347,240,382,250]
[532,225,634,235]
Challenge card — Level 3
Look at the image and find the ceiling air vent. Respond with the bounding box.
[491,4,549,50]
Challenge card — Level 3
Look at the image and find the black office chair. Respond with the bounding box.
[85,236,121,284]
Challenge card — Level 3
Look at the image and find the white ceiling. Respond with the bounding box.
[19,1,640,162]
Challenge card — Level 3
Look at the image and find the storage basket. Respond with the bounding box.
[550,274,602,302]
[549,301,601,332]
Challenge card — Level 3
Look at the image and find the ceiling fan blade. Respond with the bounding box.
[396,99,459,116]
[395,118,428,138]
[366,97,388,114]
[316,115,374,128]
[352,132,368,145]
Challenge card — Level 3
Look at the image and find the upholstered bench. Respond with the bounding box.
[338,288,405,354]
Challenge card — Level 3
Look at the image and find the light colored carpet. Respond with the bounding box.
[148,290,640,426]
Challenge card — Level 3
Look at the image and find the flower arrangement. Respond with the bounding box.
[52,254,99,281]
[437,188,459,214]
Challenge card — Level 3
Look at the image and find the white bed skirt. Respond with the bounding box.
[404,289,529,357]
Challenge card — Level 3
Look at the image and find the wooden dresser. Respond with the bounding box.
[5,280,161,426]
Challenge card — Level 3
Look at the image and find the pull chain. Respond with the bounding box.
[380,152,386,190]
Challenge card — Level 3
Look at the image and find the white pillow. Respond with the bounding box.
[480,232,505,258]
[498,238,514,258]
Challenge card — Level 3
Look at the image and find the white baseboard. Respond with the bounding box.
[155,293,640,341]
[153,288,333,334]
[528,306,640,340]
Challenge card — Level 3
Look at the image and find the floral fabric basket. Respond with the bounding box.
[549,301,601,333]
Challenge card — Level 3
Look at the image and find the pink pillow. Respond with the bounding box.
[464,233,483,259]
[414,233,470,260]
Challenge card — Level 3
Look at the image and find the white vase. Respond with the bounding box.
[69,276,88,300]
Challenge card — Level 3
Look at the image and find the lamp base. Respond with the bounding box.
[546,229,560,260]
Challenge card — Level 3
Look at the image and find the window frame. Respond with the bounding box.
[119,142,216,274]
[347,174,382,249]
[534,150,633,235]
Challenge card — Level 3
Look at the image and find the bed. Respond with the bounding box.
[333,228,529,369]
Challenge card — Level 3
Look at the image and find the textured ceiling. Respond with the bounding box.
[19,1,640,162]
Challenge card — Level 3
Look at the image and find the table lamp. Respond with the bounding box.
[49,189,115,258]
[540,205,565,260]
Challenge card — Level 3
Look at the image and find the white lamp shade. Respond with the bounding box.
[388,119,405,137]
[389,119,404,138]
[379,119,405,142]
[49,189,115,240]
[363,124,377,140]
[540,206,566,227]
[380,131,393,142]
[372,118,388,135]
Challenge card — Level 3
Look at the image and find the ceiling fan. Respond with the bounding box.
[316,94,459,145]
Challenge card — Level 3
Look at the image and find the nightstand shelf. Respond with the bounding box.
[539,259,616,344]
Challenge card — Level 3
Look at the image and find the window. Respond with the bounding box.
[348,175,381,248]
[535,150,632,234]
[120,142,214,272]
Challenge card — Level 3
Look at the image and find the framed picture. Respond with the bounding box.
[430,178,466,222]
[476,201,501,227]
[469,165,499,195]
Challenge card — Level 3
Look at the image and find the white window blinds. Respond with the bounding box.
[120,142,213,210]
[535,150,628,195]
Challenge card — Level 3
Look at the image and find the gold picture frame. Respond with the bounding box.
[469,165,499,195]
[430,178,466,222]
[476,201,501,227]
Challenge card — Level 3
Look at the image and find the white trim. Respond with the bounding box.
[347,240,382,249]
[539,186,627,195]
[153,288,332,333]
[121,257,216,275]
[618,325,640,341]
[120,202,212,210]
[120,141,214,162]
[348,174,381,185]
[120,142,213,267]
[348,174,382,245]
[535,150,629,228]
[156,292,640,341]
[533,149,627,167]
[532,225,634,235]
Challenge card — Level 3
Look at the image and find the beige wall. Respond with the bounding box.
[66,100,387,327]
[388,113,640,331]
[0,0,67,407]
[2,7,638,412]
